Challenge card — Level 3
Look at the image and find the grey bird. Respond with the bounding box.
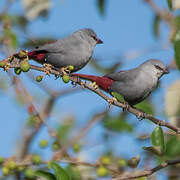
[72,59,169,106]
[22,28,103,72]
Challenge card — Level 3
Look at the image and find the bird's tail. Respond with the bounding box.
[13,51,45,62]
[71,73,114,91]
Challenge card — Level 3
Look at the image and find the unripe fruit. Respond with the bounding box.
[17,166,25,172]
[118,159,127,167]
[62,75,70,83]
[2,167,9,175]
[52,142,60,151]
[0,156,4,164]
[7,161,16,170]
[24,168,35,179]
[20,60,30,72]
[127,154,140,169]
[96,166,108,177]
[68,65,74,71]
[39,139,48,148]
[32,155,42,165]
[0,61,6,68]
[73,144,81,153]
[100,155,111,165]
[36,75,43,82]
[18,50,28,58]
[14,68,21,75]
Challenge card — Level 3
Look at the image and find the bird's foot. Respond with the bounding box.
[89,82,99,90]
[43,63,52,76]
[122,101,130,112]
[60,67,69,75]
[107,97,118,108]
[135,109,146,120]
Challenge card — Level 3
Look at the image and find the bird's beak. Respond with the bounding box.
[97,38,103,44]
[163,68,169,74]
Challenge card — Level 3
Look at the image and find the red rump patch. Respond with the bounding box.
[72,74,114,91]
[28,51,46,61]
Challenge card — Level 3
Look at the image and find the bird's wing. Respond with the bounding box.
[104,68,139,82]
[34,35,81,53]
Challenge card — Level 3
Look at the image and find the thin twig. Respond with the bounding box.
[5,62,180,134]
[111,159,180,180]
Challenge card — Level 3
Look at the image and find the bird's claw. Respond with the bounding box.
[107,97,117,108]
[122,101,130,112]
[4,62,10,72]
[43,63,52,76]
[90,82,99,89]
[136,110,146,120]
[60,67,68,75]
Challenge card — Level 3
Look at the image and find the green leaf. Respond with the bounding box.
[66,165,81,180]
[153,15,160,38]
[56,117,74,144]
[165,135,180,158]
[97,0,106,16]
[151,126,165,155]
[135,100,154,115]
[35,170,56,180]
[50,162,71,180]
[174,30,180,70]
[111,92,124,102]
[167,0,173,11]
[102,113,133,132]
[3,29,18,48]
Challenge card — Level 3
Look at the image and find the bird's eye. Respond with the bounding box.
[154,64,163,71]
[92,35,97,41]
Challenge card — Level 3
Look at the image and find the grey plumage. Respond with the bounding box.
[28,28,103,72]
[106,59,169,105]
[72,59,169,106]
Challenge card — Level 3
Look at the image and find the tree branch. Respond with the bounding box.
[111,159,180,180]
[3,61,180,134]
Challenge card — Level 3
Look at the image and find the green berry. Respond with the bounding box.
[73,144,81,153]
[18,50,28,58]
[100,155,111,165]
[0,156,4,164]
[39,139,48,148]
[2,167,9,175]
[20,60,30,72]
[62,75,70,83]
[68,65,74,71]
[14,68,21,75]
[0,61,6,68]
[7,161,16,170]
[24,168,35,179]
[52,142,60,151]
[96,166,108,177]
[17,166,25,172]
[118,159,127,167]
[32,154,42,165]
[36,75,43,82]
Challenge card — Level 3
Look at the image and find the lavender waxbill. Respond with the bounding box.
[72,59,169,106]
[15,28,103,72]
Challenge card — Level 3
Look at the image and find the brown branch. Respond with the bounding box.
[111,159,180,180]
[5,61,180,134]
[20,95,56,159]
[144,0,173,23]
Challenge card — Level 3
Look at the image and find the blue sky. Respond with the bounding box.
[0,0,176,179]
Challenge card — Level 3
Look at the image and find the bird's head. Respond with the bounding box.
[74,28,103,46]
[140,59,169,79]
